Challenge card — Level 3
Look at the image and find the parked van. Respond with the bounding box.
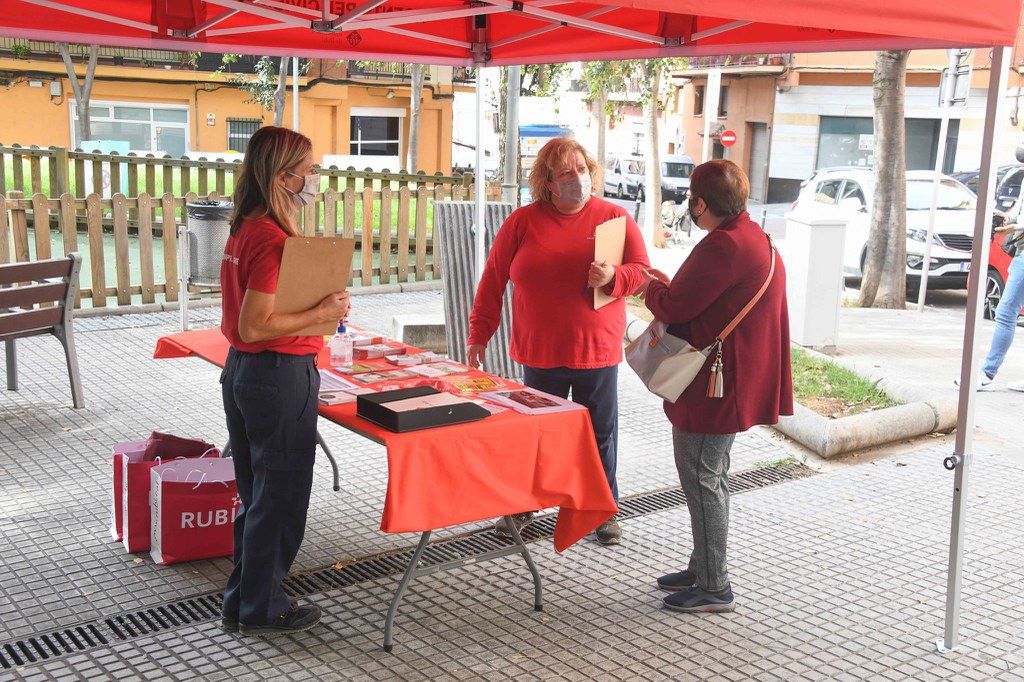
[658,155,696,203]
[602,154,696,203]
[603,156,645,199]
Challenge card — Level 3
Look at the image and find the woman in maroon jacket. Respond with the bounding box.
[641,159,793,613]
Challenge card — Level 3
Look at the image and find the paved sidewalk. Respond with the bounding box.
[1,290,1021,680]
[831,301,1024,457]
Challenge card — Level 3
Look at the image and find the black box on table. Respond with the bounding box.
[356,386,490,433]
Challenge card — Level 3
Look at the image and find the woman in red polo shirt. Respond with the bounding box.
[467,137,650,545]
[641,159,792,614]
[218,126,349,636]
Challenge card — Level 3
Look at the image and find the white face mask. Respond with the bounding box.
[285,171,318,207]
[554,173,592,205]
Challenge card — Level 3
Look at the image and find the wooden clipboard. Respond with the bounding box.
[593,216,626,310]
[274,236,355,336]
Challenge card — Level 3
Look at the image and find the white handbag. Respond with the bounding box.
[625,240,777,403]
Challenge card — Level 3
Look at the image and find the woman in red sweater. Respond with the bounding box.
[467,137,650,545]
[641,160,792,612]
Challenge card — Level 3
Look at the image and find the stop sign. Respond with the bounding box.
[720,130,737,147]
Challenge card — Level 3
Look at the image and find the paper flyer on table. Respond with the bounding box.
[319,370,359,391]
[478,388,584,415]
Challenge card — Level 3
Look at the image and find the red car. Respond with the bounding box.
[986,230,1022,320]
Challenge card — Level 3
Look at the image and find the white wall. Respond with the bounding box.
[769,84,1019,181]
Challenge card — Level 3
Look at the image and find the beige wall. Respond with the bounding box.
[670,75,776,174]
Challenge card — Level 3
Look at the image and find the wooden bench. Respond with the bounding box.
[1,254,85,409]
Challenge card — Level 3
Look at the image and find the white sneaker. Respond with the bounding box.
[955,371,994,391]
[1007,379,1024,392]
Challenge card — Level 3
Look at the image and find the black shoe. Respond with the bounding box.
[595,517,621,546]
[239,603,322,636]
[495,512,535,537]
[656,570,697,592]
[662,584,735,613]
[220,615,239,633]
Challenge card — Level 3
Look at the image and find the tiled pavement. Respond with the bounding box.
[1,291,1021,680]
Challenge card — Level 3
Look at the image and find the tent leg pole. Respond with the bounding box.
[292,56,299,132]
[939,43,1008,655]
[474,64,486,286]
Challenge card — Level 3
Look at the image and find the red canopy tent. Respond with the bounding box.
[0,0,1017,64]
[2,0,1022,655]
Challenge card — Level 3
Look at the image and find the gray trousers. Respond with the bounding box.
[672,429,737,592]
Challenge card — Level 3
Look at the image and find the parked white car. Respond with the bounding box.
[603,156,645,199]
[790,167,976,290]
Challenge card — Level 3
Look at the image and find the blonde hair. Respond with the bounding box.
[230,126,312,236]
[528,137,601,204]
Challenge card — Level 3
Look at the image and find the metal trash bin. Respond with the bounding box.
[433,201,521,380]
[185,200,233,287]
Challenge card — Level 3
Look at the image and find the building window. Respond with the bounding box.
[71,102,189,156]
[694,86,705,116]
[718,86,729,118]
[817,116,960,171]
[227,118,262,153]
[350,115,401,156]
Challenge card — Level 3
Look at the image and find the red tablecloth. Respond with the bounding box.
[154,328,617,551]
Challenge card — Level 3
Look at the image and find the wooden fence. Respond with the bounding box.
[0,183,499,310]
[0,144,475,200]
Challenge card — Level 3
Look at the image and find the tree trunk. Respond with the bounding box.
[407,63,424,173]
[273,56,289,127]
[858,50,910,308]
[59,43,98,145]
[497,67,507,185]
[501,66,521,204]
[643,64,665,247]
[594,90,608,171]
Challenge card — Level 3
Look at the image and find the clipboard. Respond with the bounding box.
[274,236,355,336]
[593,216,626,309]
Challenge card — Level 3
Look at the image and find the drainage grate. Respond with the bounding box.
[0,463,810,670]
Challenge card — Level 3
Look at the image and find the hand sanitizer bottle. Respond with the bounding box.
[330,322,353,368]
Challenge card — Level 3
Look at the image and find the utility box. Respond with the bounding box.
[783,214,846,350]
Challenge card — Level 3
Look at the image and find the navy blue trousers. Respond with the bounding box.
[523,364,619,501]
[220,348,320,625]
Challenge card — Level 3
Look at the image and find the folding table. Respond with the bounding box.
[154,328,617,650]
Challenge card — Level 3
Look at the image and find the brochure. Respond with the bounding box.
[478,388,584,415]
[319,370,359,391]
[318,386,374,405]
[447,375,507,395]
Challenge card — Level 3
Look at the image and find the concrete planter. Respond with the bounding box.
[772,349,958,458]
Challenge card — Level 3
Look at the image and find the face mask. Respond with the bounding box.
[688,196,705,221]
[285,171,318,207]
[554,172,592,205]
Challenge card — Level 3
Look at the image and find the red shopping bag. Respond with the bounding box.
[120,434,218,553]
[150,458,239,565]
[110,440,147,541]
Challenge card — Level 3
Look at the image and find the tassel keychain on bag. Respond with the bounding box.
[706,340,724,399]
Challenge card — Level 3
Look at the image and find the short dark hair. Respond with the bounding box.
[690,160,749,217]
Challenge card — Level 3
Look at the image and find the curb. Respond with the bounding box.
[773,346,958,458]
[73,281,443,319]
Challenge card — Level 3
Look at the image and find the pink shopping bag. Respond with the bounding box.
[110,440,147,541]
[150,458,239,565]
